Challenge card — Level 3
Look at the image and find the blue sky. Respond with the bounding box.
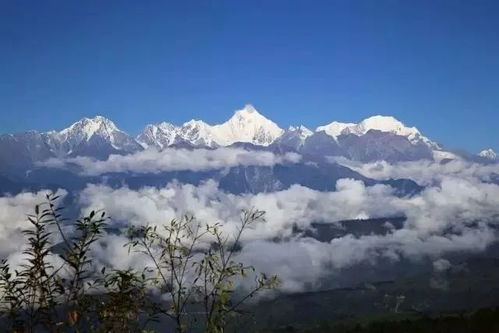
[1,0,498,152]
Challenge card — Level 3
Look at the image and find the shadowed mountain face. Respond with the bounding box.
[218,162,373,194]
[337,130,434,163]
[0,132,54,171]
[299,131,344,157]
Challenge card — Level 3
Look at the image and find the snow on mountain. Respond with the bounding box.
[49,115,142,157]
[317,115,437,148]
[138,105,284,149]
[478,148,497,160]
[136,122,177,149]
[176,120,219,147]
[288,125,313,139]
[137,120,219,149]
[210,104,284,146]
[0,106,473,167]
[138,111,441,157]
[272,125,313,151]
[58,116,118,142]
[350,116,416,136]
[316,121,356,140]
[0,115,143,169]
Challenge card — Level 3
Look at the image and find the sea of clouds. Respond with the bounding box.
[4,153,499,294]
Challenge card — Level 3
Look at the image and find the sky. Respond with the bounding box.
[1,0,498,152]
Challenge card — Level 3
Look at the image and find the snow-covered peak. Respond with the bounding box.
[353,115,418,137]
[58,115,120,142]
[137,122,177,149]
[178,119,218,147]
[288,125,313,138]
[316,121,356,140]
[273,125,313,150]
[137,106,284,148]
[478,148,497,160]
[180,120,213,137]
[41,115,143,157]
[182,119,210,128]
[211,105,284,146]
[136,108,440,151]
[226,104,273,127]
[317,115,436,147]
[234,104,258,116]
[355,115,438,147]
[156,122,176,132]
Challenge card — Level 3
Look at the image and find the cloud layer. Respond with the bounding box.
[76,173,499,292]
[333,157,499,186]
[0,190,67,259]
[3,158,499,294]
[40,148,301,175]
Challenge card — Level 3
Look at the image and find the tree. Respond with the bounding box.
[0,193,278,332]
[127,209,279,332]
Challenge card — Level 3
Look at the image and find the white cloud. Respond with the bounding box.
[40,148,302,176]
[332,157,499,186]
[75,176,499,292]
[237,225,494,292]
[2,159,499,294]
[0,190,67,257]
[77,179,406,241]
[433,258,452,272]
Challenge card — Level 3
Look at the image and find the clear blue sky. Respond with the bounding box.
[1,0,498,152]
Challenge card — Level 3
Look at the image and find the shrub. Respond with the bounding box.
[0,193,278,332]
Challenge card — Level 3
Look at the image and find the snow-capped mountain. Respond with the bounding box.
[478,148,497,161]
[1,105,490,172]
[137,105,284,149]
[0,115,141,171]
[210,104,284,146]
[137,108,443,157]
[289,125,314,138]
[316,121,356,140]
[176,120,219,147]
[271,126,313,152]
[52,116,141,156]
[57,116,119,144]
[0,105,495,197]
[317,115,437,148]
[136,122,177,150]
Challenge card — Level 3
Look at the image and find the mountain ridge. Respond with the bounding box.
[0,105,494,168]
[134,105,439,151]
[0,106,448,151]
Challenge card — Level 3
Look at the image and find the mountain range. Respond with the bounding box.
[1,104,494,167]
[0,105,495,197]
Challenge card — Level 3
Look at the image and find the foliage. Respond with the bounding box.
[127,209,279,332]
[0,193,278,332]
